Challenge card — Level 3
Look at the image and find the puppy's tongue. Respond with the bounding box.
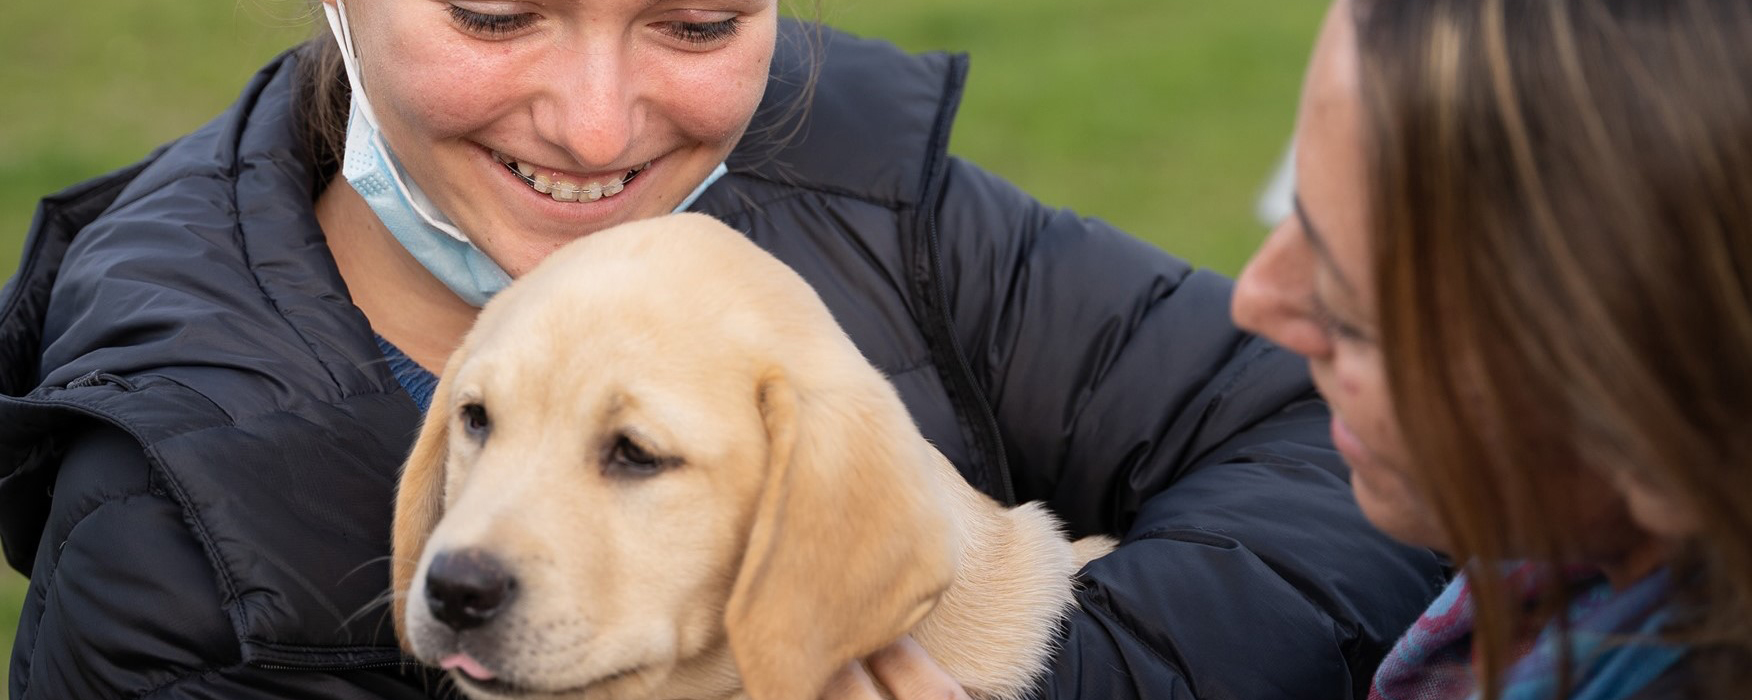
[440,653,498,681]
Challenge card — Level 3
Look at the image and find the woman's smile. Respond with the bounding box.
[490,148,649,203]
[477,143,662,230]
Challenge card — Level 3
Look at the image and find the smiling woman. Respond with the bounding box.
[315,0,777,279]
[0,1,1419,698]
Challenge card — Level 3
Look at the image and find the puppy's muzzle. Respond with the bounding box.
[425,549,519,632]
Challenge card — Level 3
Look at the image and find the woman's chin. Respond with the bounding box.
[1353,469,1448,552]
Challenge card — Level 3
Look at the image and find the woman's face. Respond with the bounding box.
[327,0,777,276]
[1232,0,1446,550]
[1235,1,1675,568]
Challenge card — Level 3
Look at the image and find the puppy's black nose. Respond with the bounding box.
[425,549,517,632]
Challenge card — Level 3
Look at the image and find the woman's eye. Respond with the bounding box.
[447,5,538,37]
[659,18,742,46]
[1310,294,1373,345]
[1325,320,1368,344]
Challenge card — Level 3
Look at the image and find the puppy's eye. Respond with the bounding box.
[606,435,668,477]
[460,403,491,440]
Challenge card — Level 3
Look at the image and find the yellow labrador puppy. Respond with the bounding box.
[391,213,1115,700]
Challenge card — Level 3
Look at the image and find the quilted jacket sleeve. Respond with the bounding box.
[932,158,1445,698]
[8,425,444,700]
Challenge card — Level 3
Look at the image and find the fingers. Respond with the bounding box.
[820,659,886,700]
[818,636,971,700]
[863,635,971,700]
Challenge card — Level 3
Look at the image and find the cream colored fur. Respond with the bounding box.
[391,213,1115,700]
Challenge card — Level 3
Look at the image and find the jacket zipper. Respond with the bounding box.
[914,53,1016,506]
[250,660,411,671]
[923,208,1015,505]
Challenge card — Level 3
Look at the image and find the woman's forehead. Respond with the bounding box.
[1289,1,1373,303]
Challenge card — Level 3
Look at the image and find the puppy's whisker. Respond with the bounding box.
[339,587,401,633]
[337,554,400,585]
[433,670,459,697]
[351,356,397,373]
[370,602,402,647]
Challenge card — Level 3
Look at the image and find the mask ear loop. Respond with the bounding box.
[321,0,476,244]
[321,0,378,132]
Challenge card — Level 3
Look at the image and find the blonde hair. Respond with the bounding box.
[1354,0,1752,695]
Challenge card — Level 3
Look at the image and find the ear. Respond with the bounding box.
[725,369,959,700]
[390,369,457,650]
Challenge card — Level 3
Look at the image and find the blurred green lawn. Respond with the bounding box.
[0,0,1320,684]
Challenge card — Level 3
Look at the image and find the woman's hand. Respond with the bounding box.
[819,635,971,699]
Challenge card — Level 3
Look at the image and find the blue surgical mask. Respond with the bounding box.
[320,0,726,307]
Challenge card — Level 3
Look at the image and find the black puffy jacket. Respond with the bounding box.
[1,23,1442,699]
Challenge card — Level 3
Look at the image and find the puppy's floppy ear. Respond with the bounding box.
[726,368,959,700]
[390,363,459,650]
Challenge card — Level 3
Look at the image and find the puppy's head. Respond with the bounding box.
[392,213,959,700]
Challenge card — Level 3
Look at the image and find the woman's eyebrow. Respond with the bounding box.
[1292,192,1358,298]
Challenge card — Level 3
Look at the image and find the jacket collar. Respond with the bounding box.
[729,20,966,209]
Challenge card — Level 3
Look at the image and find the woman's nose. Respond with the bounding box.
[533,47,638,169]
[1233,218,1331,359]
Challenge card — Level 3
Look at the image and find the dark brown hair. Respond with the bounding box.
[293,29,349,189]
[1353,0,1752,695]
[291,2,824,192]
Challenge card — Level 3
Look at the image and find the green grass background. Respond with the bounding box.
[0,0,1322,683]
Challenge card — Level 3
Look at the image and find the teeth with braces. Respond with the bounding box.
[492,151,647,203]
